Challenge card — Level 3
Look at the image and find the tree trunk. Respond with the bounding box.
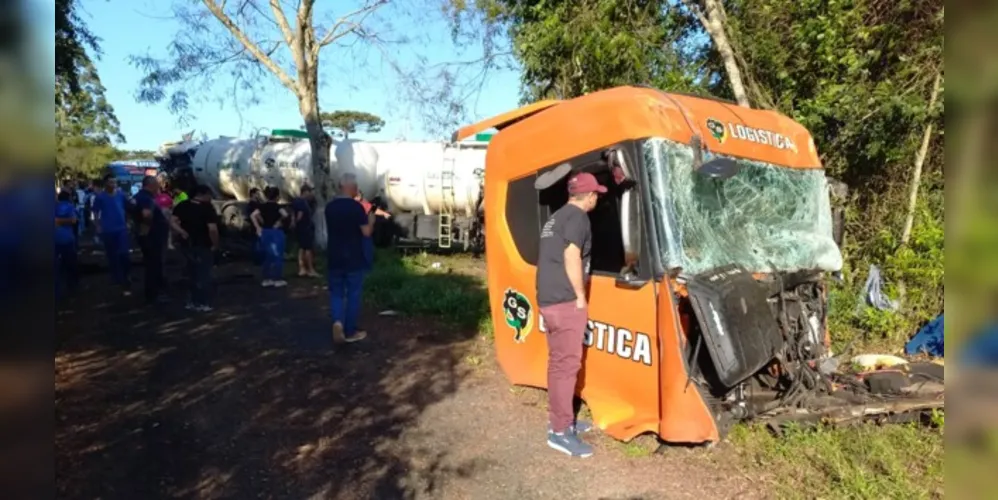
[900,71,943,245]
[697,0,750,108]
[299,92,330,250]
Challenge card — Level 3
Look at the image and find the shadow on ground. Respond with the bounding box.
[56,250,491,499]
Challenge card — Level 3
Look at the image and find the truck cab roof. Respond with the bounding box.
[457,86,821,181]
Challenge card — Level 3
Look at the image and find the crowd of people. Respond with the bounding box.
[55,171,385,344]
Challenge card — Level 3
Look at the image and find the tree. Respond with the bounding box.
[55,0,125,180]
[715,0,944,339]
[446,0,703,103]
[320,110,385,139]
[130,0,411,248]
[56,0,100,95]
[677,0,750,107]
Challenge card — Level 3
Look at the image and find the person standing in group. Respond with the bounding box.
[250,186,289,287]
[83,180,97,235]
[246,187,263,218]
[325,172,375,344]
[132,176,171,304]
[75,180,87,236]
[155,178,176,249]
[536,171,605,458]
[353,190,391,267]
[54,190,79,299]
[353,194,375,280]
[172,185,188,207]
[92,174,132,296]
[171,184,220,312]
[292,185,320,278]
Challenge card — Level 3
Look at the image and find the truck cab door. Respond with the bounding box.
[551,156,662,442]
[572,272,660,440]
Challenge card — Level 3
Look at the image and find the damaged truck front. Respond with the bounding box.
[642,136,843,435]
[484,86,928,446]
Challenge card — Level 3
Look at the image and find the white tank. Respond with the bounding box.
[188,136,316,201]
[187,134,486,214]
[380,142,487,216]
[332,139,382,198]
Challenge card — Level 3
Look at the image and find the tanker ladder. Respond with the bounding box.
[438,145,458,249]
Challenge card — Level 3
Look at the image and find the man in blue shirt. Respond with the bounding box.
[292,185,320,278]
[55,191,79,299]
[325,172,375,344]
[92,174,132,295]
[133,176,171,304]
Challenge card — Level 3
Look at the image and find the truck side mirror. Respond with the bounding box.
[535,162,573,190]
[615,270,647,290]
[690,134,742,179]
[620,186,642,263]
[695,157,742,179]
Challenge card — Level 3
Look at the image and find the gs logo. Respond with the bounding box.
[706,118,727,144]
[502,288,534,343]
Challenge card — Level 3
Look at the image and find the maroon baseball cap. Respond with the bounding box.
[567,172,608,195]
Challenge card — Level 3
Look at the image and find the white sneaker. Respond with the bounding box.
[262,280,274,287]
[272,280,288,288]
[196,305,214,312]
[185,302,197,311]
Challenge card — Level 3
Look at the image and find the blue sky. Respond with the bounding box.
[67,0,523,151]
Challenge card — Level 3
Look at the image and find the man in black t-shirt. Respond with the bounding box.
[172,184,220,312]
[535,170,605,458]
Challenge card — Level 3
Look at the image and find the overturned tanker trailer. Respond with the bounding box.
[156,129,489,251]
[475,87,942,444]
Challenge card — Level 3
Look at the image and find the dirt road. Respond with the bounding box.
[56,258,762,499]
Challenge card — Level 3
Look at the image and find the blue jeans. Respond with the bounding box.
[55,242,78,299]
[100,230,131,287]
[182,246,214,306]
[260,228,286,280]
[328,270,365,335]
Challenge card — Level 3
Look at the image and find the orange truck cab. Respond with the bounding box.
[455,86,843,444]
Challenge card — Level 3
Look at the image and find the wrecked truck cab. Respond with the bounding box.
[466,86,842,444]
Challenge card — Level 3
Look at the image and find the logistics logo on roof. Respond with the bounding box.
[705,118,798,152]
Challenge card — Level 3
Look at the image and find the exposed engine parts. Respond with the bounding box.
[680,265,943,436]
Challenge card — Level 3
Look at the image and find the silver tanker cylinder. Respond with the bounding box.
[172,128,489,251]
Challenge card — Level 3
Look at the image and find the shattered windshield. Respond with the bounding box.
[643,137,842,275]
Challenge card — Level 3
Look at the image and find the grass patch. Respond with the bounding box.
[361,249,490,331]
[618,436,657,458]
[947,429,998,499]
[730,423,944,499]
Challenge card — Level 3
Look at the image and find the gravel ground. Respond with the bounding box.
[56,257,763,500]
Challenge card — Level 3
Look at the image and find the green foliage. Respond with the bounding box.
[731,423,944,499]
[828,178,945,347]
[718,0,945,346]
[319,110,386,139]
[55,0,125,180]
[449,0,703,102]
[361,250,490,331]
[55,0,101,96]
[451,0,945,349]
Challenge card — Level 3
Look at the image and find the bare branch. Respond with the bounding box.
[315,0,388,55]
[268,0,296,47]
[201,0,299,93]
[678,0,709,29]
